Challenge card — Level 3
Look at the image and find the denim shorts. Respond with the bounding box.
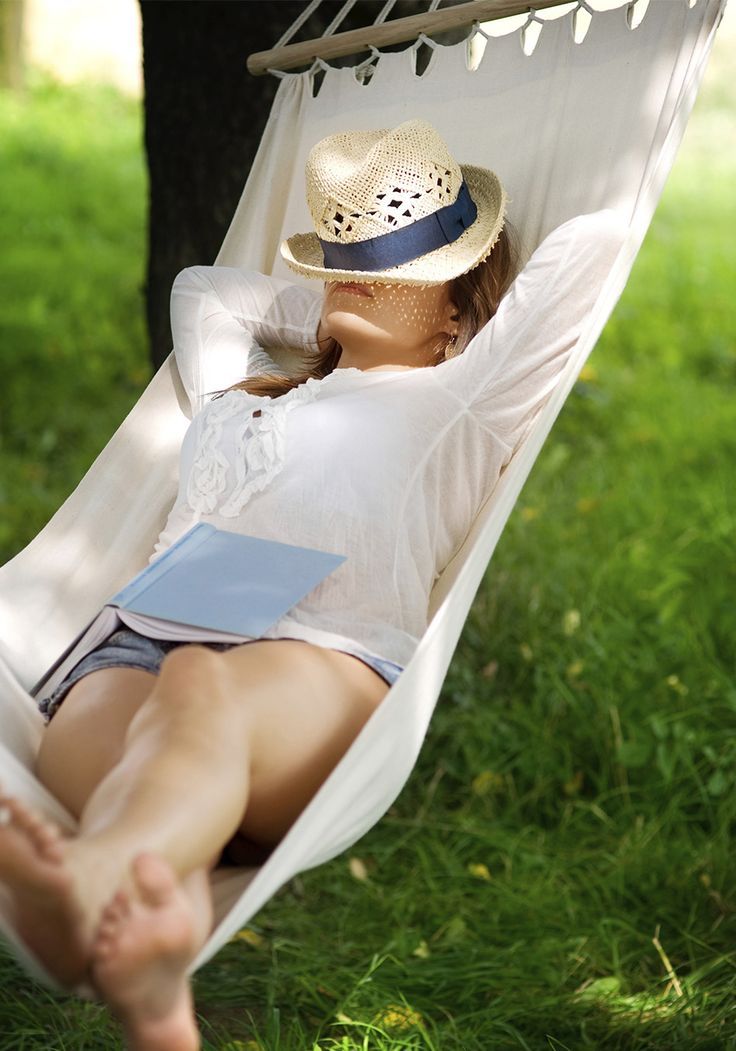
[39,628,403,721]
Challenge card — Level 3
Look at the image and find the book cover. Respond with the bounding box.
[33,526,345,702]
[110,524,345,637]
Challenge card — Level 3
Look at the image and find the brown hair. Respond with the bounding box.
[226,223,518,400]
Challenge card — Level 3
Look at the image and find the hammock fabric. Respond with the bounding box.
[0,0,725,988]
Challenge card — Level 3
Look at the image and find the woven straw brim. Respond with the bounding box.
[281,165,507,286]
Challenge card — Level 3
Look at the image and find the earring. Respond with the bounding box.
[444,333,459,359]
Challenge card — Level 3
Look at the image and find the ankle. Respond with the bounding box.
[120,988,199,1051]
[64,842,133,935]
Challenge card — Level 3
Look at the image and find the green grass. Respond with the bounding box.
[0,71,147,562]
[1,45,735,1051]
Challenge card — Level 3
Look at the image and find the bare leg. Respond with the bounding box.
[83,640,384,1051]
[37,667,156,820]
[1,666,213,991]
[63,640,387,898]
[68,645,254,882]
[0,669,157,985]
[12,647,252,975]
[17,639,386,1017]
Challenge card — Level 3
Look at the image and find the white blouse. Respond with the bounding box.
[152,211,625,668]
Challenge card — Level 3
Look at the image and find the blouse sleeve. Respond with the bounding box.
[170,266,323,413]
[439,209,628,447]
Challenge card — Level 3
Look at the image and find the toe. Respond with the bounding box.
[97,895,129,934]
[36,826,64,862]
[96,916,118,942]
[102,890,131,925]
[113,891,132,919]
[0,795,24,830]
[93,935,116,962]
[26,813,53,840]
[37,820,60,842]
[94,908,124,951]
[96,920,119,946]
[133,854,177,908]
[5,799,58,853]
[5,797,33,831]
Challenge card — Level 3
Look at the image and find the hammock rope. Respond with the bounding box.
[247,0,570,75]
[271,0,323,51]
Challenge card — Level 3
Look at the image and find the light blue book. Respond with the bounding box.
[110,523,345,636]
[33,525,345,701]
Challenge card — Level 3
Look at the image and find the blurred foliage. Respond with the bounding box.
[1,36,735,1051]
[0,71,147,561]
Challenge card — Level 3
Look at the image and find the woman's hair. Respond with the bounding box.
[226,222,519,400]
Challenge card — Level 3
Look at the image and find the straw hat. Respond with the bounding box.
[280,119,507,286]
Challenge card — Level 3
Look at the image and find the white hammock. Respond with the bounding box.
[0,0,725,989]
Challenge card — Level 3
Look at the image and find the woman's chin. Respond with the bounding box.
[321,313,390,348]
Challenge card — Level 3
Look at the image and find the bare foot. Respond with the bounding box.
[91,853,202,1051]
[0,792,89,986]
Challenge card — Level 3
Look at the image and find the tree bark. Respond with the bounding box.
[139,0,311,368]
[139,0,436,369]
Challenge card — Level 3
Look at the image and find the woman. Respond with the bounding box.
[0,120,624,1050]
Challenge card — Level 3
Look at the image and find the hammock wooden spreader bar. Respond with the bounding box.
[246,0,568,75]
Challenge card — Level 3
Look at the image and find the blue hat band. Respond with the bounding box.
[318,180,478,273]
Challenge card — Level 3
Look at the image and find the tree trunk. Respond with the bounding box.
[139,0,436,370]
[139,0,310,368]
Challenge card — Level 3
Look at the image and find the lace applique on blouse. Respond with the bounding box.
[186,382,322,517]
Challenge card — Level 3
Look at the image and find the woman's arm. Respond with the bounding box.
[442,210,628,448]
[170,266,323,412]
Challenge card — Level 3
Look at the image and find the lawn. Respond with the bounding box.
[0,26,735,1051]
